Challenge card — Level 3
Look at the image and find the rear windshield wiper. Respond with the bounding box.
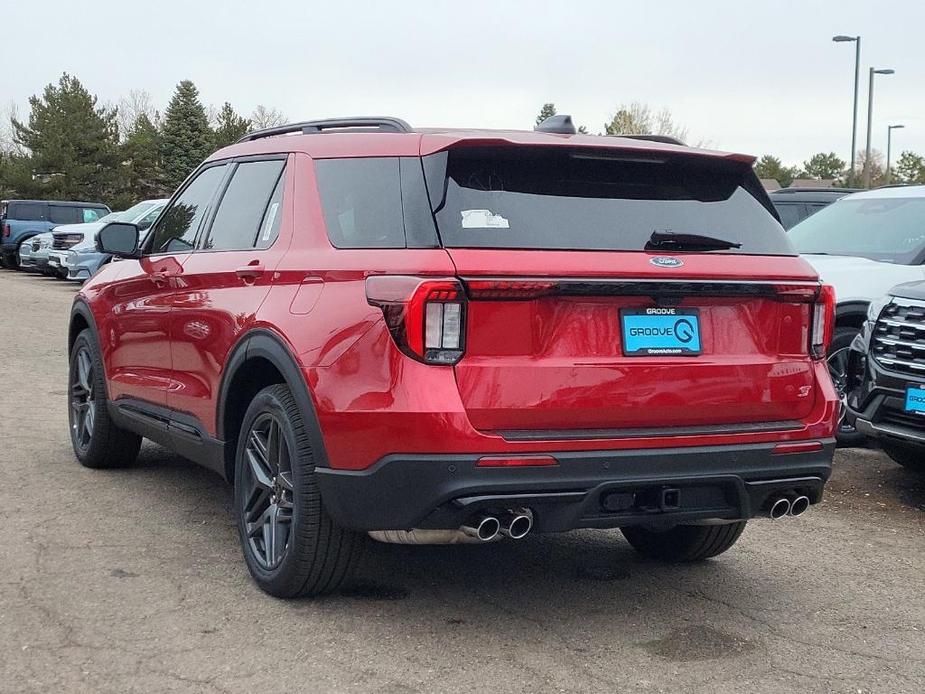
[646,230,742,252]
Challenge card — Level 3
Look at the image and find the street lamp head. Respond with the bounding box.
[874,69,895,75]
[889,124,905,130]
[832,35,858,42]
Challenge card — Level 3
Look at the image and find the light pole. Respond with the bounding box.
[832,35,861,185]
[886,124,905,185]
[865,67,895,188]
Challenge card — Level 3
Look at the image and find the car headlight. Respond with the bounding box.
[867,294,892,323]
[40,238,53,249]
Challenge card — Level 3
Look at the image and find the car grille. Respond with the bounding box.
[871,299,925,376]
[52,233,83,250]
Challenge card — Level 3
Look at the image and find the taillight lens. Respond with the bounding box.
[366,276,465,365]
[810,284,836,359]
[2,223,10,238]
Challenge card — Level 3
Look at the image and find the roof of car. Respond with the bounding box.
[207,117,756,165]
[839,185,925,200]
[1,199,109,206]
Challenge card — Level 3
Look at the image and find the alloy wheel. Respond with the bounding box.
[70,347,96,450]
[827,346,854,434]
[241,413,294,570]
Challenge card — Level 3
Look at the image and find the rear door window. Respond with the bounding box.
[9,202,46,221]
[204,159,285,251]
[49,206,81,224]
[315,157,405,248]
[147,164,228,254]
[431,147,793,255]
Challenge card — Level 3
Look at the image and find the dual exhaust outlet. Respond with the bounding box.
[462,508,533,542]
[767,494,811,520]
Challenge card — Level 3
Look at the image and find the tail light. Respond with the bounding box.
[2,223,10,238]
[366,276,465,365]
[810,284,836,359]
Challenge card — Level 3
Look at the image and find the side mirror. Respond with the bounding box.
[97,222,140,257]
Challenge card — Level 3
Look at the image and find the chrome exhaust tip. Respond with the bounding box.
[769,497,791,520]
[789,495,810,517]
[461,515,501,542]
[500,508,533,540]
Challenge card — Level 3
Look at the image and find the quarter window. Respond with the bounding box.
[81,208,107,222]
[315,158,405,248]
[148,164,228,254]
[205,160,285,251]
[256,172,285,249]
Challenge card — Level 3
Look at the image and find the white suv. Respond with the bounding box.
[789,185,925,444]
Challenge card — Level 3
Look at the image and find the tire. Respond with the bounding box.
[881,440,925,474]
[68,329,142,468]
[234,383,364,598]
[828,326,867,448]
[621,521,747,562]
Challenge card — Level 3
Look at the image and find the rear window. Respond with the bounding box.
[432,147,793,255]
[789,196,925,265]
[8,202,46,221]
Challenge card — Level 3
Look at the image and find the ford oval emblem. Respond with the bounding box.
[650,256,684,268]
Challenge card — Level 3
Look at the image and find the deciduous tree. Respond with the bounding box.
[802,152,845,181]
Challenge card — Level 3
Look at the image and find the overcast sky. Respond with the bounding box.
[3,0,923,167]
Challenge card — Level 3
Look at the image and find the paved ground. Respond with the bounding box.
[0,268,923,694]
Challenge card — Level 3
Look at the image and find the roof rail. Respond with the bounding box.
[618,134,687,146]
[236,116,413,143]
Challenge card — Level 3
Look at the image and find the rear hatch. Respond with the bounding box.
[426,143,823,435]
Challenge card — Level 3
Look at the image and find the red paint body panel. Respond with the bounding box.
[76,131,837,476]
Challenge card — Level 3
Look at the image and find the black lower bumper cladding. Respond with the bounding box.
[315,442,834,532]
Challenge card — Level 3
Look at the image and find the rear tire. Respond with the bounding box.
[828,327,867,448]
[881,440,925,474]
[68,329,142,468]
[235,384,364,598]
[621,521,747,562]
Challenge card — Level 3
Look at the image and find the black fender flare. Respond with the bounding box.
[216,328,330,468]
[68,299,111,400]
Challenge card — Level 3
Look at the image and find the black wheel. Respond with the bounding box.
[881,440,925,474]
[621,521,747,562]
[68,329,142,468]
[828,327,867,447]
[235,384,364,598]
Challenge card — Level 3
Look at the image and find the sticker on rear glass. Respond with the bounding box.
[461,209,509,229]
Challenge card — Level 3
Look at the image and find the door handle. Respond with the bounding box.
[236,262,265,281]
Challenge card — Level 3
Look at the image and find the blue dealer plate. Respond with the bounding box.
[904,385,925,415]
[621,308,702,356]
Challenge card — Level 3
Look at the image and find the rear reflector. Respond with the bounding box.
[771,441,824,455]
[476,455,558,468]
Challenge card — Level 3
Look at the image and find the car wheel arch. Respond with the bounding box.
[835,301,869,331]
[217,328,330,483]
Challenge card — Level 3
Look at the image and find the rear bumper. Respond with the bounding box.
[315,441,834,532]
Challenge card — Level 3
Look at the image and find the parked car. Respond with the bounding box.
[789,185,925,445]
[47,199,168,281]
[0,199,110,268]
[17,232,56,274]
[844,280,925,474]
[69,116,837,598]
[769,188,858,229]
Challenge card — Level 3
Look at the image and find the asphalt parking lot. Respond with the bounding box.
[0,269,923,694]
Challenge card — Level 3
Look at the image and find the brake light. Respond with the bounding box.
[366,276,466,365]
[810,284,836,359]
[466,279,557,300]
[2,223,9,238]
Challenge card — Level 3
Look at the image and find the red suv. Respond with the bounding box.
[68,116,839,597]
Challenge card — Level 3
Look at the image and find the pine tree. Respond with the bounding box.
[11,73,121,202]
[123,113,167,200]
[213,102,252,148]
[160,80,213,189]
[535,103,557,126]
